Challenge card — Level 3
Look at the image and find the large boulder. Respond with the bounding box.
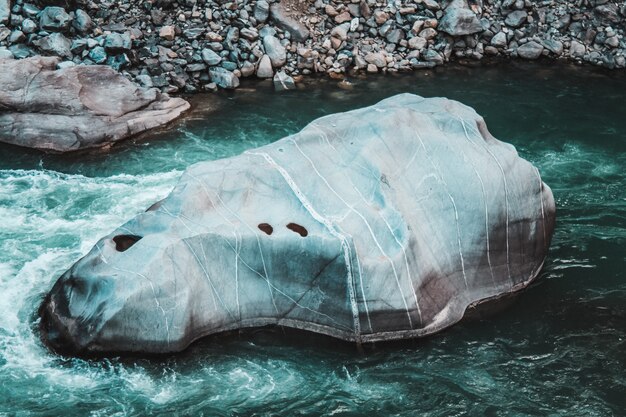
[0,56,190,152]
[40,94,555,355]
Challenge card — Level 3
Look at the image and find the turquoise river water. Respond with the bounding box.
[0,62,624,416]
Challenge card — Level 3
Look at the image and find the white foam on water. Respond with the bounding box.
[0,169,181,398]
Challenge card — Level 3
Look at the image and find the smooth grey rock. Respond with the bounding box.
[0,0,10,25]
[33,33,72,58]
[39,94,555,355]
[0,56,190,152]
[254,0,270,23]
[263,35,287,68]
[209,66,239,89]
[39,6,71,31]
[517,41,543,59]
[73,9,92,34]
[256,54,273,78]
[273,70,295,91]
[491,31,508,47]
[201,48,222,66]
[505,10,527,28]
[270,3,310,42]
[439,0,483,36]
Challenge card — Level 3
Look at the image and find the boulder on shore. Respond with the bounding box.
[40,94,555,355]
[0,56,190,152]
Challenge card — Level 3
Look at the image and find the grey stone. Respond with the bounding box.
[39,94,555,355]
[21,18,37,34]
[254,0,270,23]
[541,38,563,55]
[0,0,10,25]
[569,40,586,58]
[72,9,92,34]
[0,56,190,152]
[505,10,527,28]
[270,3,310,42]
[422,48,444,64]
[263,35,287,68]
[201,48,222,66]
[256,54,273,78]
[273,70,295,91]
[365,51,386,68]
[33,33,72,58]
[39,6,71,31]
[104,33,132,52]
[491,31,508,47]
[517,41,543,59]
[209,66,240,89]
[439,0,483,36]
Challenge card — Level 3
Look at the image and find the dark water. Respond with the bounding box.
[1,62,624,416]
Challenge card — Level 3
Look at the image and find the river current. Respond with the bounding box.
[0,62,624,416]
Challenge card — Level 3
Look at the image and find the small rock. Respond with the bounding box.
[439,0,483,36]
[201,48,222,66]
[159,25,176,41]
[365,52,386,68]
[209,67,239,89]
[542,39,563,55]
[263,35,287,68]
[21,19,37,34]
[491,32,508,47]
[273,70,296,91]
[569,40,586,58]
[89,46,107,64]
[0,0,10,25]
[33,33,72,58]
[73,9,92,34]
[254,0,270,23]
[0,46,13,59]
[104,33,131,52]
[505,10,527,28]
[256,54,273,78]
[517,41,543,59]
[408,36,427,50]
[39,7,71,32]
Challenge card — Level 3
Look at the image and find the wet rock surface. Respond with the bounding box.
[0,56,190,152]
[40,94,555,355]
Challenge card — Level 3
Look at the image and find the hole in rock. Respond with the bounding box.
[113,235,143,252]
[287,223,308,237]
[258,223,273,235]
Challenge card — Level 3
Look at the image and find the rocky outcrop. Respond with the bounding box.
[40,94,555,355]
[0,56,190,152]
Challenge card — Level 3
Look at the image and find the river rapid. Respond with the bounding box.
[0,62,624,416]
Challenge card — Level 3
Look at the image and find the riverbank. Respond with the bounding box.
[0,0,624,93]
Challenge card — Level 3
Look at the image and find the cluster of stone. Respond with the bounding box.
[0,0,624,93]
